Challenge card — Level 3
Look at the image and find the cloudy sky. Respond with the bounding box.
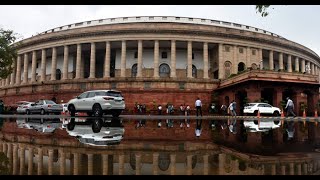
[1,5,319,55]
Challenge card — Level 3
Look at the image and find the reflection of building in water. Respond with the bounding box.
[1,119,320,175]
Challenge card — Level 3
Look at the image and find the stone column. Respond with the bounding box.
[75,44,82,79]
[152,152,159,175]
[7,143,12,173]
[5,76,9,86]
[23,53,29,84]
[281,165,286,175]
[89,42,96,79]
[259,48,263,69]
[31,50,37,83]
[302,59,306,73]
[203,42,209,79]
[153,40,159,78]
[271,164,276,175]
[287,55,292,72]
[269,50,274,70]
[311,63,315,75]
[48,149,53,175]
[218,44,224,79]
[73,153,79,175]
[297,164,302,175]
[246,46,251,68]
[62,45,69,80]
[187,41,193,78]
[13,144,18,175]
[103,41,110,78]
[40,49,47,81]
[203,154,209,175]
[118,154,125,175]
[102,154,108,175]
[279,52,283,70]
[135,154,142,175]
[51,47,57,80]
[10,58,16,85]
[233,45,238,74]
[186,155,192,175]
[27,147,33,175]
[120,40,126,77]
[218,153,226,175]
[88,154,93,175]
[289,162,294,175]
[59,149,66,175]
[15,55,21,85]
[170,154,176,175]
[303,163,308,175]
[295,57,299,72]
[137,40,143,78]
[19,145,25,175]
[171,40,177,78]
[307,61,311,74]
[37,147,43,175]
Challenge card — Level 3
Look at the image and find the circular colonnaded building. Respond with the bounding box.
[1,16,320,115]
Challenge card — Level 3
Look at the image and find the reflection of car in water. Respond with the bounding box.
[244,120,281,132]
[65,117,125,146]
[16,117,62,133]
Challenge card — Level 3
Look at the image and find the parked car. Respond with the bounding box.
[65,117,124,146]
[243,120,281,132]
[16,102,34,114]
[27,99,63,115]
[16,117,62,133]
[67,90,125,117]
[243,103,281,116]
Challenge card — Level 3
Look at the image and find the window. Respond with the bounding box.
[225,46,230,52]
[75,22,83,26]
[131,64,137,77]
[78,92,88,99]
[161,52,167,59]
[159,63,170,78]
[134,51,138,58]
[239,48,243,53]
[175,17,180,20]
[211,20,220,24]
[252,50,256,55]
[186,65,197,78]
[201,19,205,22]
[99,20,103,23]
[192,53,194,59]
[251,63,258,70]
[56,69,61,80]
[189,18,193,21]
[136,17,141,20]
[149,17,154,20]
[36,63,39,68]
[162,17,167,20]
[87,92,95,98]
[123,17,128,21]
[111,18,115,22]
[87,21,91,25]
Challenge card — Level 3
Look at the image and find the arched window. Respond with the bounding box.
[238,62,245,72]
[186,65,197,78]
[251,63,258,70]
[159,63,170,78]
[131,64,137,77]
[224,61,232,78]
[56,69,61,80]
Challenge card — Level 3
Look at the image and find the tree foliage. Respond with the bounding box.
[256,5,271,17]
[0,28,18,79]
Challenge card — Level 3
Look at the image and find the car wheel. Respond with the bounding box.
[92,118,102,133]
[26,110,30,115]
[273,111,280,116]
[92,104,102,117]
[40,109,45,115]
[68,105,76,116]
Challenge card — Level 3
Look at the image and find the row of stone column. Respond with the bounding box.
[218,153,319,175]
[0,41,318,87]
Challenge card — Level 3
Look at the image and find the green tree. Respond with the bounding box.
[256,5,271,17]
[0,28,18,79]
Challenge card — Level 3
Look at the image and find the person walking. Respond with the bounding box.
[195,97,202,117]
[285,97,296,117]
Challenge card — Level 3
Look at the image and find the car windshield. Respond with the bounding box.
[95,91,122,97]
[246,103,256,107]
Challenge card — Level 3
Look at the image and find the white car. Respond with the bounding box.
[65,117,124,146]
[67,90,125,117]
[16,117,62,133]
[243,103,281,116]
[16,102,34,114]
[243,120,281,132]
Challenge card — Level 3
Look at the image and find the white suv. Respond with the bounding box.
[67,90,125,117]
[243,103,281,116]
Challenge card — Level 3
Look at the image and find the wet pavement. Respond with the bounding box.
[1,115,320,175]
